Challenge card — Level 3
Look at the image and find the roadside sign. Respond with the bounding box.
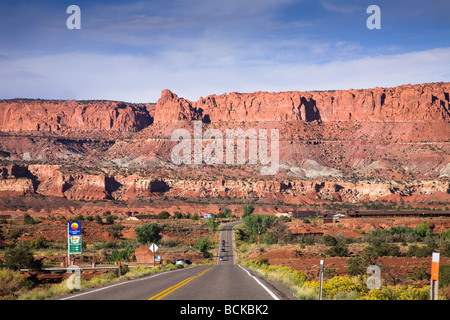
[149,243,159,253]
[154,255,161,262]
[431,252,440,281]
[68,222,82,254]
[430,252,440,300]
[68,222,81,235]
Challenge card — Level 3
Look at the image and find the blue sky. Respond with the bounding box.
[0,0,449,102]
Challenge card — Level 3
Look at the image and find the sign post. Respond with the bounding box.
[149,243,159,266]
[68,222,82,266]
[318,260,324,300]
[430,252,440,300]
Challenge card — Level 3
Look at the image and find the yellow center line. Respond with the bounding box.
[148,267,212,300]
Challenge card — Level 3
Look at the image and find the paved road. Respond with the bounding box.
[56,221,283,300]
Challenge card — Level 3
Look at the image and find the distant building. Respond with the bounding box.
[322,217,333,224]
[275,212,290,218]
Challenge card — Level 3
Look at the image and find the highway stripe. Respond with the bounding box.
[238,265,280,300]
[59,265,201,300]
[148,267,212,300]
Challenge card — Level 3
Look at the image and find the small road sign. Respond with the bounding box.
[149,243,159,253]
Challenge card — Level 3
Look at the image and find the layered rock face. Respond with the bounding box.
[0,100,153,133]
[0,82,449,205]
[1,83,448,133]
[154,82,450,123]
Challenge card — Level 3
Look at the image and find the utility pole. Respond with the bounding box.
[92,233,95,267]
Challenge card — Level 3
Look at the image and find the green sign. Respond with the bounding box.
[68,235,82,254]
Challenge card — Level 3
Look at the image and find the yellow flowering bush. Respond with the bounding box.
[243,260,432,300]
[302,276,368,299]
[359,285,430,300]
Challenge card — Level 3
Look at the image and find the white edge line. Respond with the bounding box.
[59,265,202,300]
[238,265,280,300]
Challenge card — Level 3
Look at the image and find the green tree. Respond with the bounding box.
[197,237,212,258]
[207,215,218,232]
[4,244,42,271]
[23,213,35,225]
[243,205,254,218]
[415,221,433,237]
[135,223,162,245]
[243,214,276,236]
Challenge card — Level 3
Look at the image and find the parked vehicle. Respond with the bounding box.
[176,258,186,265]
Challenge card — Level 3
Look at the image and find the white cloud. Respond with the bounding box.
[0,46,449,103]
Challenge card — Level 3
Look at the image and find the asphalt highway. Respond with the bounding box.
[56,221,283,300]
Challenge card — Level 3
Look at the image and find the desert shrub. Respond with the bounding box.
[105,215,118,224]
[409,267,430,281]
[441,230,450,241]
[439,265,450,288]
[363,240,402,257]
[0,269,33,297]
[173,211,184,219]
[264,219,292,245]
[107,247,136,262]
[440,241,450,257]
[406,241,437,258]
[107,223,124,238]
[322,235,338,246]
[157,211,170,219]
[94,215,103,224]
[347,251,378,276]
[324,243,348,257]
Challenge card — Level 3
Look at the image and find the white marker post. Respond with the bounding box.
[318,260,324,300]
[430,252,440,300]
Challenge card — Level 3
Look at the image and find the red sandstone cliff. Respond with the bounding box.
[0,100,153,133]
[154,82,450,123]
[1,83,448,133]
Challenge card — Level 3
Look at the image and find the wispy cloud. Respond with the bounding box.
[320,0,361,14]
